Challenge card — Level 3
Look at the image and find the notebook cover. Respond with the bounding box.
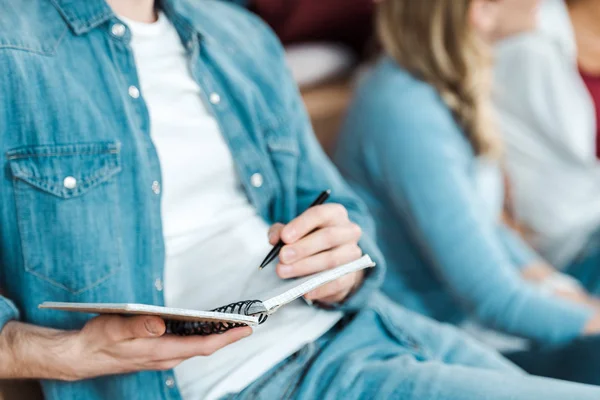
[39,302,259,325]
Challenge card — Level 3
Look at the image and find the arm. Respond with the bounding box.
[0,316,251,380]
[0,295,19,333]
[252,18,384,311]
[492,34,595,254]
[496,223,540,269]
[375,93,593,344]
[494,34,590,162]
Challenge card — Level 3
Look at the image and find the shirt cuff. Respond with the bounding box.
[0,296,20,332]
[317,233,385,313]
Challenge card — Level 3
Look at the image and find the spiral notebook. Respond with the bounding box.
[40,255,375,336]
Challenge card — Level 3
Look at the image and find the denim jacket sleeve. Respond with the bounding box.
[367,80,592,343]
[253,19,385,312]
[0,295,20,332]
[497,224,540,270]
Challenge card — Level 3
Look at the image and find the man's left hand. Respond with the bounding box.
[268,203,364,304]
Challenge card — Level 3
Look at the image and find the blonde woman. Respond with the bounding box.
[335,0,600,382]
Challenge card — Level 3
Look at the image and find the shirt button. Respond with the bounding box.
[165,377,175,388]
[152,181,161,195]
[250,173,263,188]
[209,92,221,105]
[63,176,77,190]
[154,278,163,292]
[111,23,126,38]
[128,85,140,99]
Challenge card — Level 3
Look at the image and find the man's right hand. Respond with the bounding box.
[0,316,252,381]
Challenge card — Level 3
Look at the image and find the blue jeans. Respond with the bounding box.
[567,229,600,295]
[501,231,600,384]
[224,293,600,399]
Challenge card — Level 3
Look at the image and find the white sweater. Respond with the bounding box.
[493,0,600,267]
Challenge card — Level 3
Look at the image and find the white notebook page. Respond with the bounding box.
[262,255,375,312]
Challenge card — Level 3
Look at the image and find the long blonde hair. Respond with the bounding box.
[377,0,501,156]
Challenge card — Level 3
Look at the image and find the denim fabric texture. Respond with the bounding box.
[0,1,383,399]
[227,294,600,400]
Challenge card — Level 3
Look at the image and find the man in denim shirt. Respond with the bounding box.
[0,0,599,399]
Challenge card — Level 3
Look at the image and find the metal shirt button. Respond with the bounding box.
[152,181,161,195]
[209,92,221,105]
[154,278,163,292]
[63,176,77,190]
[128,85,140,99]
[165,377,175,388]
[250,173,263,188]
[111,23,126,38]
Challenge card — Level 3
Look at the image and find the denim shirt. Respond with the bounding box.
[334,57,593,345]
[0,1,383,398]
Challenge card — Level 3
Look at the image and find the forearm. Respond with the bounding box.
[473,280,594,343]
[497,224,539,269]
[0,321,78,381]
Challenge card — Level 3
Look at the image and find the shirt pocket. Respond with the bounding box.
[7,142,123,294]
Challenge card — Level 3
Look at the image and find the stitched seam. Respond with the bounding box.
[11,164,121,198]
[12,177,123,294]
[49,0,113,35]
[0,26,68,56]
[7,149,119,160]
[246,352,300,399]
[24,266,121,295]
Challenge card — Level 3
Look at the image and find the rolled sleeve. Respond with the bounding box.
[337,228,385,312]
[0,295,19,332]
[253,17,386,312]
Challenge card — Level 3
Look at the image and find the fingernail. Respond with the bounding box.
[242,328,253,338]
[279,265,293,278]
[281,248,296,262]
[145,319,160,335]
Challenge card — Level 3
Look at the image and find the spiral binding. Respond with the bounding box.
[165,300,269,336]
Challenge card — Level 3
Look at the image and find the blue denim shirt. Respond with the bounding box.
[334,57,593,345]
[0,1,383,398]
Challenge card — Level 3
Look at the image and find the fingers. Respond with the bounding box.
[280,204,350,244]
[305,272,358,303]
[278,223,361,266]
[150,326,253,361]
[268,223,285,245]
[123,316,166,339]
[277,244,362,279]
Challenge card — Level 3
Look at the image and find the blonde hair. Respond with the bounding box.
[377,0,501,156]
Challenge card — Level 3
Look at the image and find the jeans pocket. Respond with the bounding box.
[7,141,123,294]
[369,294,426,356]
[232,340,324,400]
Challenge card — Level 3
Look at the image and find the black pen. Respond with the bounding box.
[259,189,331,270]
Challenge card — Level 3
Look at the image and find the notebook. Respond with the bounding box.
[40,255,375,336]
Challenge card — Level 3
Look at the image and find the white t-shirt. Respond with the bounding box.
[120,13,342,400]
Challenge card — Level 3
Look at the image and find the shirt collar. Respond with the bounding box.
[51,0,114,35]
[51,0,200,44]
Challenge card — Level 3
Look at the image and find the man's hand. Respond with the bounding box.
[0,317,252,381]
[268,203,365,304]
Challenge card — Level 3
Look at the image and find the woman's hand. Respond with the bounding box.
[268,203,365,304]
